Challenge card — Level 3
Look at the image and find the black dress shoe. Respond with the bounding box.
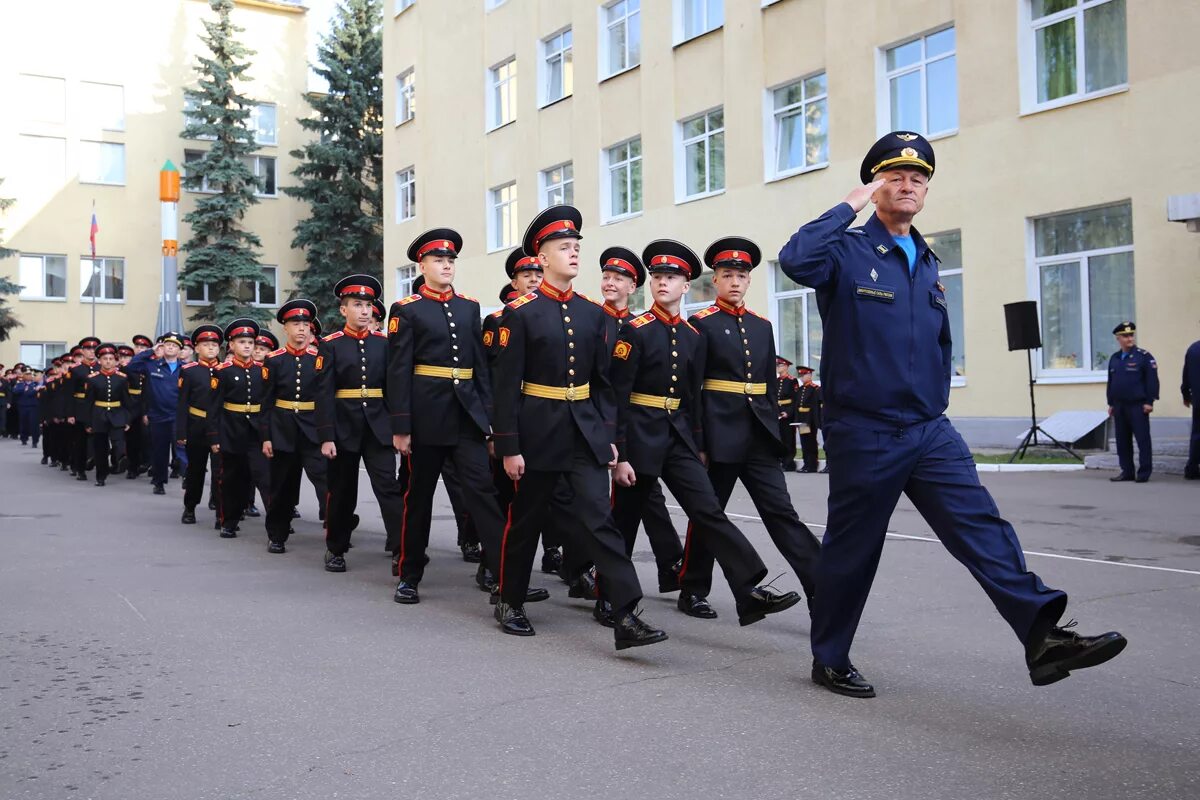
[540,547,563,574]
[1183,469,1199,480]
[40,456,49,465]
[219,528,238,539]
[812,660,876,698]
[244,504,261,518]
[783,462,797,472]
[94,479,106,487]
[677,592,718,619]
[168,469,180,479]
[207,497,217,510]
[181,508,196,524]
[393,580,420,604]
[268,541,286,554]
[152,484,165,495]
[798,466,813,473]
[1026,621,1127,686]
[567,569,597,599]
[125,471,137,480]
[460,542,482,563]
[593,599,615,628]
[819,466,829,473]
[1110,473,1133,482]
[1135,476,1149,483]
[495,602,535,636]
[489,587,550,606]
[324,551,347,573]
[657,558,682,593]
[475,562,496,592]
[291,508,301,519]
[736,586,802,627]
[76,473,88,481]
[613,610,668,651]
[115,456,128,474]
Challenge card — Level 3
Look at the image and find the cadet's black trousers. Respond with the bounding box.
[91,427,126,481]
[611,478,684,572]
[182,440,216,511]
[125,416,144,474]
[70,421,89,473]
[217,450,252,530]
[265,442,327,543]
[779,418,797,469]
[799,429,819,471]
[325,433,403,558]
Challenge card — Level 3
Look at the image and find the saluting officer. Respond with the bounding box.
[1106,321,1158,483]
[83,344,133,486]
[177,325,223,526]
[315,275,405,573]
[260,300,328,553]
[779,131,1125,697]
[66,337,102,481]
[775,356,799,471]
[208,319,268,539]
[795,365,822,473]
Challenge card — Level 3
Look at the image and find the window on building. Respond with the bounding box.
[676,0,723,44]
[79,141,125,185]
[683,273,718,317]
[80,82,125,131]
[249,155,277,196]
[604,137,643,221]
[769,72,828,179]
[18,254,67,300]
[185,282,212,305]
[18,74,65,125]
[396,68,416,124]
[19,342,67,370]
[540,162,574,210]
[925,230,966,379]
[770,261,823,371]
[396,263,418,297]
[250,103,277,145]
[485,0,508,9]
[80,257,125,302]
[678,108,724,201]
[238,265,278,307]
[882,27,958,137]
[395,0,414,13]
[540,28,573,106]
[396,167,416,222]
[183,150,219,193]
[1033,201,1133,374]
[182,95,216,140]
[1026,0,1127,108]
[18,136,67,183]
[488,57,517,130]
[489,182,518,251]
[601,0,641,78]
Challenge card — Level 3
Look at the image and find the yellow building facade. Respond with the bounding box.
[0,0,314,368]
[383,0,1200,432]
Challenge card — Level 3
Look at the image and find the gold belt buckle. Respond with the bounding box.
[744,382,754,395]
[360,387,368,398]
[565,386,577,401]
[661,397,672,409]
[450,367,461,380]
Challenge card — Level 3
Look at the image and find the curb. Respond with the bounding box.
[974,463,1086,473]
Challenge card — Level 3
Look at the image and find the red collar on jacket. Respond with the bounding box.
[231,357,254,368]
[602,301,629,320]
[716,297,747,317]
[650,304,682,325]
[539,281,574,302]
[419,285,454,302]
[285,344,307,356]
[342,325,370,340]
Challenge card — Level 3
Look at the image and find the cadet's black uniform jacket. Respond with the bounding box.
[386,286,492,445]
[482,309,504,366]
[491,284,616,470]
[68,360,98,420]
[610,306,705,475]
[176,359,220,442]
[315,327,392,448]
[207,357,267,454]
[260,344,321,452]
[797,381,822,430]
[126,368,147,418]
[601,301,632,349]
[83,369,133,431]
[689,299,785,462]
[775,374,799,424]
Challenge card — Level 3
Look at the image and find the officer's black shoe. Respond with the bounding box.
[181,508,196,525]
[76,473,88,481]
[152,483,165,495]
[657,559,682,593]
[489,587,550,606]
[125,470,137,480]
[567,568,597,599]
[1026,621,1127,687]
[169,468,180,479]
[219,528,238,539]
[677,592,718,619]
[819,466,829,474]
[540,547,563,574]
[783,462,797,472]
[1135,476,1150,483]
[460,542,482,563]
[115,456,128,474]
[1183,467,1199,480]
[737,586,802,627]
[40,456,48,465]
[1109,473,1133,482]
[207,497,217,510]
[268,542,286,554]
[613,610,668,651]
[324,551,347,573]
[475,562,496,592]
[798,466,813,473]
[495,602,535,637]
[593,599,615,628]
[811,660,876,698]
[94,479,106,487]
[291,508,300,519]
[393,580,420,604]
[244,504,261,518]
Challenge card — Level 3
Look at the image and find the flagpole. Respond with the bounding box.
[90,200,98,338]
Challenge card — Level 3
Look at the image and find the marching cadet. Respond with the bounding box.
[118,345,145,479]
[490,204,667,648]
[315,275,405,573]
[795,365,822,473]
[673,239,820,620]
[208,319,268,539]
[1107,321,1158,483]
[48,358,72,469]
[233,329,279,518]
[83,343,133,487]
[775,357,799,471]
[779,130,1124,697]
[129,334,154,476]
[126,333,185,495]
[386,228,518,606]
[177,325,223,526]
[0,366,8,440]
[38,362,60,464]
[1185,332,1200,480]
[66,337,102,480]
[260,300,328,554]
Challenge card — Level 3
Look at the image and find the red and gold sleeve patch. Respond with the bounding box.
[262,366,270,380]
[483,331,494,347]
[388,316,399,334]
[613,341,632,361]
[315,355,324,372]
[210,377,219,390]
[498,327,510,347]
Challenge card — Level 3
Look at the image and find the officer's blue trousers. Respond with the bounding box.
[1187,406,1199,478]
[1112,403,1152,480]
[811,415,1067,669]
[18,406,39,446]
[148,420,174,487]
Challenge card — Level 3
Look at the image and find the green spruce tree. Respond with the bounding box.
[0,179,22,342]
[180,0,268,325]
[284,0,383,331]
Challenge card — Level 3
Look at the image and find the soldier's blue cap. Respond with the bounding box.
[860,131,935,184]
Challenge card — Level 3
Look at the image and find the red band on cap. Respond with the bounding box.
[713,249,750,265]
[533,219,577,250]
[603,258,635,278]
[229,326,256,339]
[195,331,220,342]
[255,335,274,346]
[416,239,457,259]
[339,284,377,298]
[282,307,312,321]
[513,256,540,271]
[650,254,691,273]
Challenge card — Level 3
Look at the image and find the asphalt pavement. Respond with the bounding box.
[1,440,1197,800]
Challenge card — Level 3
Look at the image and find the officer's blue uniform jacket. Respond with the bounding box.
[125,350,181,424]
[778,202,949,430]
[1106,347,1159,405]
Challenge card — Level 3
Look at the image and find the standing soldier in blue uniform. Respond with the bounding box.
[779,131,1126,697]
[14,368,41,447]
[126,333,185,495]
[177,325,224,526]
[82,343,133,487]
[1106,321,1158,483]
[1184,334,1200,480]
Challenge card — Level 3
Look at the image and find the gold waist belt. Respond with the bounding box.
[73,392,86,399]
[702,379,767,396]
[629,392,680,411]
[798,406,811,412]
[188,406,207,418]
[127,388,143,395]
[335,388,384,399]
[275,400,316,411]
[223,402,262,413]
[521,381,591,402]
[413,365,474,380]
[778,398,793,405]
[94,400,121,409]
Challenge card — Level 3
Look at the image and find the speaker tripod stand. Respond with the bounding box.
[1010,349,1082,463]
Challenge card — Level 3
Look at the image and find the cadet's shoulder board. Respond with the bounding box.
[268,347,286,358]
[306,345,319,356]
[323,331,344,342]
[489,308,505,319]
[388,316,400,334]
[630,312,655,329]
[482,330,494,348]
[182,361,198,370]
[455,292,479,303]
[685,321,700,335]
[498,327,511,347]
[748,308,769,321]
[88,371,99,377]
[315,355,324,372]
[116,370,126,377]
[370,330,386,338]
[576,291,603,307]
[691,305,719,320]
[210,376,219,390]
[613,340,632,361]
[506,292,537,310]
[215,361,231,371]
[397,293,421,306]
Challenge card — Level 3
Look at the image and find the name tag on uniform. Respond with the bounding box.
[854,281,895,303]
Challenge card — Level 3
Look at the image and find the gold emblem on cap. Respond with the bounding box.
[733,251,741,260]
[443,240,450,248]
[901,147,918,158]
[897,133,918,142]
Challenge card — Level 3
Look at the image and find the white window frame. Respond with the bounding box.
[250,155,277,197]
[18,74,66,126]
[250,103,278,146]
[768,261,823,372]
[183,150,219,193]
[185,281,212,306]
[19,342,67,370]
[600,136,643,224]
[395,68,416,125]
[925,230,966,387]
[675,107,725,204]
[764,71,830,182]
[183,95,216,141]
[485,0,508,9]
[395,167,416,223]
[78,141,125,186]
[80,81,125,132]
[244,265,278,308]
[1018,0,1129,115]
[599,0,641,81]
[673,0,724,46]
[539,162,574,211]
[79,256,126,303]
[396,263,418,297]
[394,0,414,14]
[17,253,68,301]
[1026,203,1134,383]
[539,27,573,108]
[486,57,518,132]
[876,25,958,139]
[487,182,518,253]
[683,273,718,317]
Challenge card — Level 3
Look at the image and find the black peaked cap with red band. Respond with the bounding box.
[334,274,382,301]
[776,355,793,366]
[407,228,462,263]
[372,300,386,321]
[132,334,153,347]
[277,299,317,325]
[191,324,223,344]
[96,343,118,358]
[505,246,542,278]
[498,281,520,304]
[704,236,761,272]
[117,345,135,357]
[78,336,101,349]
[523,204,582,256]
[599,246,646,287]
[255,330,279,350]
[642,239,703,281]
[223,318,260,342]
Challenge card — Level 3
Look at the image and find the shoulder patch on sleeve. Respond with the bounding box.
[322,331,344,342]
[489,308,505,319]
[370,330,387,338]
[506,292,538,310]
[629,312,656,329]
[498,327,511,347]
[612,340,633,361]
[388,316,400,334]
[482,330,495,348]
[691,305,720,320]
[397,294,421,306]
[210,376,219,390]
[315,355,324,372]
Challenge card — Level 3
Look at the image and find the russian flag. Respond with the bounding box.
[89,207,99,258]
